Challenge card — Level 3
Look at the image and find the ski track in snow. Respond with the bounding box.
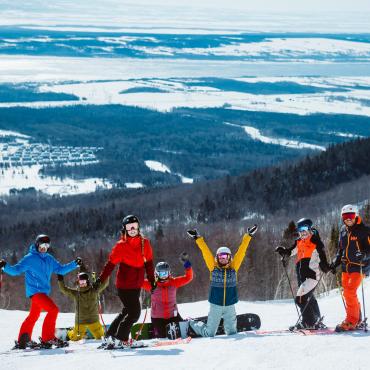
[0,278,369,370]
[224,122,326,151]
[145,160,193,184]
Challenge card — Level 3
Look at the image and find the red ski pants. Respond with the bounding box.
[19,293,59,342]
[342,272,363,325]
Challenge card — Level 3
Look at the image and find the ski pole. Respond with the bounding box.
[280,256,300,317]
[291,272,325,331]
[360,263,368,332]
[134,293,150,341]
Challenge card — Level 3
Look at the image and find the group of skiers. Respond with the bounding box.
[0,203,369,349]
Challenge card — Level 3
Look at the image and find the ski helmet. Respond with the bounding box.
[35,234,50,247]
[216,246,231,255]
[122,215,140,233]
[296,218,313,232]
[78,272,89,283]
[155,261,171,280]
[341,204,358,216]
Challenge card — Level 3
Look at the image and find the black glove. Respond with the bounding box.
[329,263,337,274]
[92,277,101,289]
[0,259,6,269]
[75,257,83,266]
[57,274,64,281]
[319,261,331,273]
[187,229,200,240]
[275,246,291,257]
[150,280,157,293]
[355,251,364,262]
[247,224,258,236]
[180,252,191,268]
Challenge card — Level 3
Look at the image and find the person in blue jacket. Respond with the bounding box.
[0,234,81,349]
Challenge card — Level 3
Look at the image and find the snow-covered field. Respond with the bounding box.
[1,278,369,370]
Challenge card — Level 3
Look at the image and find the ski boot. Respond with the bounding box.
[289,321,307,331]
[335,321,357,332]
[12,333,40,350]
[40,337,69,349]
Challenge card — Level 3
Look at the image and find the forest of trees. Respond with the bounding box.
[0,136,370,312]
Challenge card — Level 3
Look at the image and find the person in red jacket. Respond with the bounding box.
[142,253,193,338]
[96,215,155,348]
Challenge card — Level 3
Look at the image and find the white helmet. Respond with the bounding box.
[341,204,358,216]
[216,246,231,255]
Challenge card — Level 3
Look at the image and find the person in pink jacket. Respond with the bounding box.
[142,253,193,337]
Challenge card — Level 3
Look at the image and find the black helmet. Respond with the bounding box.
[35,234,50,246]
[155,261,171,280]
[78,272,89,282]
[122,215,140,233]
[296,218,313,232]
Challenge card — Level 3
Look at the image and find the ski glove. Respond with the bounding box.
[0,259,6,269]
[275,246,291,257]
[247,224,258,236]
[319,261,331,274]
[75,257,83,266]
[92,277,101,290]
[187,229,200,240]
[57,274,64,281]
[355,251,364,262]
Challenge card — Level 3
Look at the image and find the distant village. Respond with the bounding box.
[0,141,102,168]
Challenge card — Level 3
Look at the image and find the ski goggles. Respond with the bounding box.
[125,223,139,231]
[38,243,50,250]
[297,225,310,232]
[217,253,230,259]
[157,271,169,279]
[342,212,356,221]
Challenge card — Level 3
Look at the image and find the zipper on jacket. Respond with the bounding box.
[223,269,227,306]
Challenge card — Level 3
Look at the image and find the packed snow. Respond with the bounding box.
[145,160,193,184]
[0,278,369,370]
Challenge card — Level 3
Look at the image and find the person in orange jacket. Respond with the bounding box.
[331,204,370,332]
[95,215,155,348]
[142,253,193,338]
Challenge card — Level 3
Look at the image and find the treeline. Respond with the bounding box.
[1,137,370,311]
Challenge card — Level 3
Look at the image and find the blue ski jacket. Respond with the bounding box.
[3,244,78,297]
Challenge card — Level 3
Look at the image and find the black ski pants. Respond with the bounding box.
[107,288,141,341]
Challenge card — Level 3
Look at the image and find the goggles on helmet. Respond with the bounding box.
[38,243,50,251]
[342,212,356,221]
[217,253,230,259]
[157,270,170,279]
[297,225,310,233]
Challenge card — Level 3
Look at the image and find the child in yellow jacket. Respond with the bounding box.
[186,225,258,337]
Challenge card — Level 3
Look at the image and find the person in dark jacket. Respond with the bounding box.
[0,234,80,349]
[95,215,155,348]
[276,218,331,329]
[330,204,370,331]
[58,271,109,340]
[186,225,258,337]
[142,254,193,338]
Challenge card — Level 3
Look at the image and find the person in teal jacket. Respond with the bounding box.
[186,225,258,337]
[0,234,81,349]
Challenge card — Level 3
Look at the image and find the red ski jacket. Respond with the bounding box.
[142,267,193,319]
[100,235,155,289]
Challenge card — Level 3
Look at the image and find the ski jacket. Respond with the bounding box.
[58,278,109,324]
[290,230,329,284]
[100,235,155,289]
[334,217,370,274]
[142,264,193,319]
[195,234,252,306]
[3,244,78,297]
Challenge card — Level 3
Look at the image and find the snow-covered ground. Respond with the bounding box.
[2,74,370,116]
[0,278,369,369]
[145,160,193,184]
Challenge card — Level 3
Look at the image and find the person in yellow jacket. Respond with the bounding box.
[186,225,258,337]
[57,272,109,340]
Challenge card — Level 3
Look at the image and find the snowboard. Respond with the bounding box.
[166,313,261,339]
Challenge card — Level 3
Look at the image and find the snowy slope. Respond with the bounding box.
[1,278,369,370]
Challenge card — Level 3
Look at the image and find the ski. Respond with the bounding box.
[253,327,369,336]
